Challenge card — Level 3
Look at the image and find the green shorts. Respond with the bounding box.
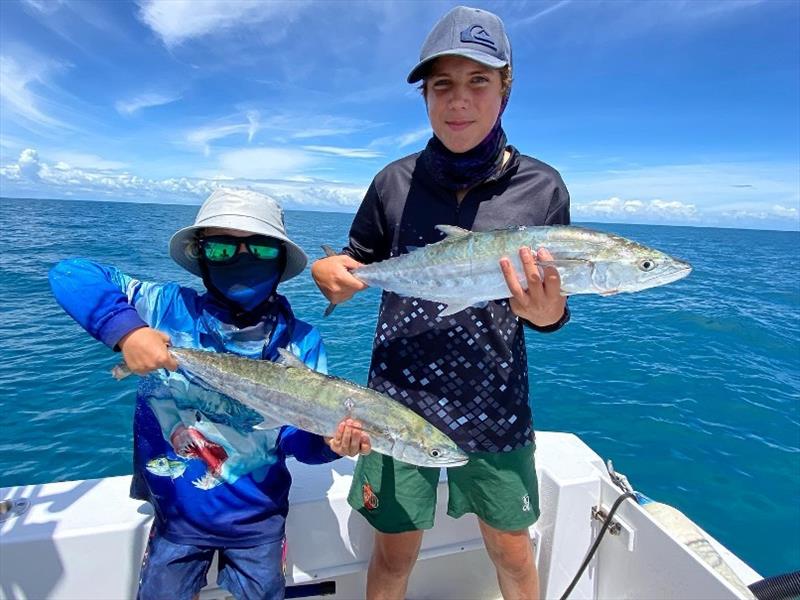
[347,443,540,533]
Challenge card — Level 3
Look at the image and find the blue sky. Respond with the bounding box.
[1,0,798,230]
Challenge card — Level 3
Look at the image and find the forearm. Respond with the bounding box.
[278,426,339,464]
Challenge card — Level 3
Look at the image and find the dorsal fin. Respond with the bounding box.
[277,347,310,370]
[435,224,471,239]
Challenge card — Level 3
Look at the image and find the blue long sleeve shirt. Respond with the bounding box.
[50,258,338,547]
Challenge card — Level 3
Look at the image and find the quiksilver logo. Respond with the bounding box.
[460,25,497,51]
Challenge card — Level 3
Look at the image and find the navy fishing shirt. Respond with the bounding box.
[344,146,571,453]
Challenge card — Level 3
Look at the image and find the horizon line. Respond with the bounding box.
[1,194,798,234]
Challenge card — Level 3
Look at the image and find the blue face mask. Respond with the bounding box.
[204,252,283,312]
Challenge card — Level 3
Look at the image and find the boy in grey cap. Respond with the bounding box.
[312,6,570,600]
[51,188,370,600]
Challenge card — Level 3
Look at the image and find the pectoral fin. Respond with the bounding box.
[277,347,311,370]
[437,300,487,318]
[252,414,284,431]
[435,224,471,239]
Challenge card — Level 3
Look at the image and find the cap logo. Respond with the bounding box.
[460,25,496,51]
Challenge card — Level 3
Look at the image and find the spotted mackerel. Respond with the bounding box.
[115,347,468,468]
[327,225,692,317]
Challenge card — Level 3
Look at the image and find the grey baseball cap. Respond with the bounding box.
[169,188,308,282]
[407,6,511,83]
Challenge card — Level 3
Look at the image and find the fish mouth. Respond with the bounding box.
[639,262,692,289]
[170,425,229,476]
[435,453,470,467]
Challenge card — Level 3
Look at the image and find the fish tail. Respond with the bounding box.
[324,302,337,317]
[321,244,338,258]
[111,362,133,380]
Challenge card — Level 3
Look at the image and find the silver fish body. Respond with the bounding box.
[168,347,469,468]
[350,225,692,316]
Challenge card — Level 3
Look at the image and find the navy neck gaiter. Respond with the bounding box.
[200,252,285,324]
[421,95,510,191]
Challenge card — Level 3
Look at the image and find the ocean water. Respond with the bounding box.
[0,196,798,577]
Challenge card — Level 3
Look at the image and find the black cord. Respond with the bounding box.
[559,491,637,600]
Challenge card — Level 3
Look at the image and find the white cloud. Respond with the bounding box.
[0,54,68,129]
[303,145,382,159]
[371,126,431,149]
[721,205,800,222]
[215,147,317,179]
[288,116,381,140]
[49,151,128,171]
[292,128,364,139]
[21,0,65,14]
[513,0,572,28]
[115,92,181,115]
[0,146,365,210]
[136,0,307,47]
[17,148,43,180]
[185,111,260,156]
[575,196,699,221]
[770,205,799,219]
[184,111,379,156]
[566,161,799,213]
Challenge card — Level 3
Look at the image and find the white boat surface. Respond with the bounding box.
[0,431,761,600]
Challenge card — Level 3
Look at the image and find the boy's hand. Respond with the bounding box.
[326,418,371,457]
[500,247,567,327]
[311,255,368,304]
[118,327,178,375]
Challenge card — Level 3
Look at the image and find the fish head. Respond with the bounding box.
[392,424,469,467]
[145,457,172,476]
[592,241,692,294]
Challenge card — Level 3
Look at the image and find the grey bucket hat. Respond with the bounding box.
[407,6,511,83]
[169,188,308,283]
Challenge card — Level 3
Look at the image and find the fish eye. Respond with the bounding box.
[429,448,441,458]
[638,259,656,272]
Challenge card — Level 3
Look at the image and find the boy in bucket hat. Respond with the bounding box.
[50,188,370,600]
[312,6,570,600]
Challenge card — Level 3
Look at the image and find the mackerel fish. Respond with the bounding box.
[115,347,468,468]
[326,225,692,317]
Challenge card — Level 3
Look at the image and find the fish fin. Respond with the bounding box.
[252,415,284,431]
[436,301,473,318]
[277,347,311,370]
[321,244,338,258]
[323,301,337,317]
[435,224,471,239]
[111,362,133,380]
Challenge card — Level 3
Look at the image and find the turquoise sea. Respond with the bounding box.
[0,197,798,577]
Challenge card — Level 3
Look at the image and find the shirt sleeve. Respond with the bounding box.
[49,258,189,349]
[277,325,340,464]
[342,180,390,264]
[544,179,571,226]
[49,258,150,349]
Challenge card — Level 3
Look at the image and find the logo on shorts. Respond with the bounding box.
[522,494,531,512]
[363,483,379,510]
